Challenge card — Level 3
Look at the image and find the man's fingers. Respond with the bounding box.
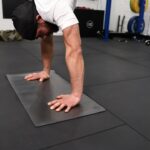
[24,73,38,80]
[26,76,38,81]
[56,104,65,111]
[56,95,63,99]
[24,74,33,79]
[24,71,50,82]
[39,77,44,82]
[50,102,61,110]
[48,100,58,106]
[32,73,37,75]
[65,106,71,113]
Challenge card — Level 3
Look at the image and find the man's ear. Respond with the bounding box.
[36,15,44,24]
[36,15,40,21]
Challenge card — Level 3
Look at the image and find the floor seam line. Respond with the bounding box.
[39,124,125,150]
[84,92,150,144]
[83,42,150,69]
[84,75,150,88]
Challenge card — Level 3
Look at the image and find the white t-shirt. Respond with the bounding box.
[34,0,79,30]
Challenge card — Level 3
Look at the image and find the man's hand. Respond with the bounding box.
[48,94,81,113]
[24,71,50,82]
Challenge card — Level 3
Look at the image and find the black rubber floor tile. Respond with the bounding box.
[85,77,150,140]
[20,39,65,58]
[0,75,123,150]
[17,40,42,60]
[82,38,150,60]
[52,53,150,86]
[44,126,150,150]
[17,39,66,59]
[132,58,150,68]
[19,38,98,59]
[53,36,64,43]
[0,42,42,74]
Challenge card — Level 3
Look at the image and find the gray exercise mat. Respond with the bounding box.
[7,70,105,126]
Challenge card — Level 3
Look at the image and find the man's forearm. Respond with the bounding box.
[41,36,54,74]
[65,48,84,99]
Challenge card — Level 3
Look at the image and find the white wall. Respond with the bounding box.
[77,0,150,35]
[0,0,150,35]
[0,0,14,30]
[77,0,106,10]
[109,0,150,35]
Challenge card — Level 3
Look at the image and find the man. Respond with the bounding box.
[12,0,84,113]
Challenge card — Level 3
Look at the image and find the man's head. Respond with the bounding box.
[35,15,59,39]
[12,0,59,40]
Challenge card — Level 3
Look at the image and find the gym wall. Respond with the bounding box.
[0,0,14,30]
[0,0,150,35]
[143,2,150,35]
[0,0,105,31]
[109,0,150,35]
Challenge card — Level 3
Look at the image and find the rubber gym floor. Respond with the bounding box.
[1,36,150,150]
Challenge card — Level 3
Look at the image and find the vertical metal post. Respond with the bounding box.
[138,0,145,33]
[103,0,112,41]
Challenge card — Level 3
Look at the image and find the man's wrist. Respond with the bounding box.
[43,68,50,74]
[71,93,82,100]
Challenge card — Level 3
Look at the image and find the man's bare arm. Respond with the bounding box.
[48,24,84,112]
[41,35,54,74]
[63,24,84,99]
[25,35,54,81]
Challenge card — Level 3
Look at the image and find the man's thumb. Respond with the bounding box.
[39,78,44,82]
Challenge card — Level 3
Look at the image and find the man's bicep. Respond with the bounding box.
[63,24,81,50]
